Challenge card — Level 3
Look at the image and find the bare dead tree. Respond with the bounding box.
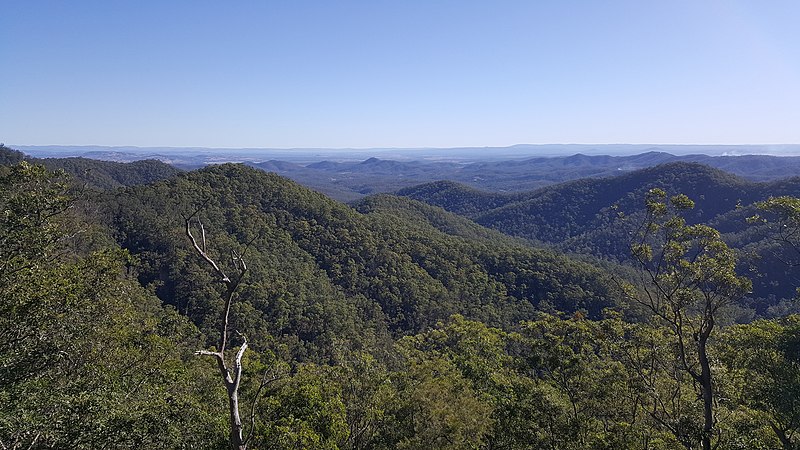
[185,210,250,450]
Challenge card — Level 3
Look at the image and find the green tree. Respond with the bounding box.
[752,196,800,256]
[369,330,496,450]
[750,196,800,299]
[326,351,397,450]
[619,321,706,449]
[0,162,225,448]
[253,363,349,450]
[625,189,751,450]
[719,316,800,449]
[514,313,652,450]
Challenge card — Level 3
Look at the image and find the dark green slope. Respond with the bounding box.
[355,194,623,320]
[355,194,521,243]
[42,157,182,189]
[105,164,622,360]
[396,180,518,218]
[709,203,800,315]
[0,145,26,165]
[400,162,800,247]
[475,162,755,244]
[399,162,800,309]
[0,160,228,447]
[0,144,182,189]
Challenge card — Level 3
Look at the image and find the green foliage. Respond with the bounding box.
[401,162,800,310]
[0,162,226,449]
[389,348,494,449]
[3,159,800,449]
[104,163,623,361]
[754,196,800,227]
[751,196,800,299]
[631,189,752,315]
[254,365,349,450]
[628,191,752,450]
[0,144,26,165]
[0,162,70,272]
[326,352,397,450]
[514,314,654,449]
[718,317,800,449]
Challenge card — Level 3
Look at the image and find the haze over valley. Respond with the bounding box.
[13,144,800,201]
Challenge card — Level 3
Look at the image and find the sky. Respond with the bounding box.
[2,1,799,148]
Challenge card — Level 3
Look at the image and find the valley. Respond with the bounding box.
[3,144,800,449]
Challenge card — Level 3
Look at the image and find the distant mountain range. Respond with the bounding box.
[262,151,800,198]
[10,144,800,201]
[15,143,800,162]
[251,151,800,200]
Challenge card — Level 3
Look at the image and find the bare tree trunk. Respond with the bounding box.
[186,214,251,450]
[228,340,248,449]
[771,423,795,450]
[229,392,245,449]
[698,333,713,450]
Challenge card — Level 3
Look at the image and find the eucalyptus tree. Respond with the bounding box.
[750,195,800,298]
[625,189,751,450]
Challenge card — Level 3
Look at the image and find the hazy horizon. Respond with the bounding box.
[13,143,800,165]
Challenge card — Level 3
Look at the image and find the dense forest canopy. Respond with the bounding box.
[400,162,800,314]
[1,145,799,449]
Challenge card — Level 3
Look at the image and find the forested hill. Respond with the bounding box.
[0,144,181,189]
[478,162,785,243]
[399,162,800,309]
[400,162,800,244]
[105,164,623,351]
[395,180,520,217]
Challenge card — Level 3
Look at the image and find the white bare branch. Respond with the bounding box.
[185,218,230,284]
[185,212,251,450]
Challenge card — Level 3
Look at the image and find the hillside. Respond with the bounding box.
[400,162,800,308]
[474,162,758,243]
[0,144,182,189]
[395,180,518,217]
[104,164,624,355]
[401,162,800,244]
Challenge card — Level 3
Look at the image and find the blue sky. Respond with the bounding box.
[2,1,799,148]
